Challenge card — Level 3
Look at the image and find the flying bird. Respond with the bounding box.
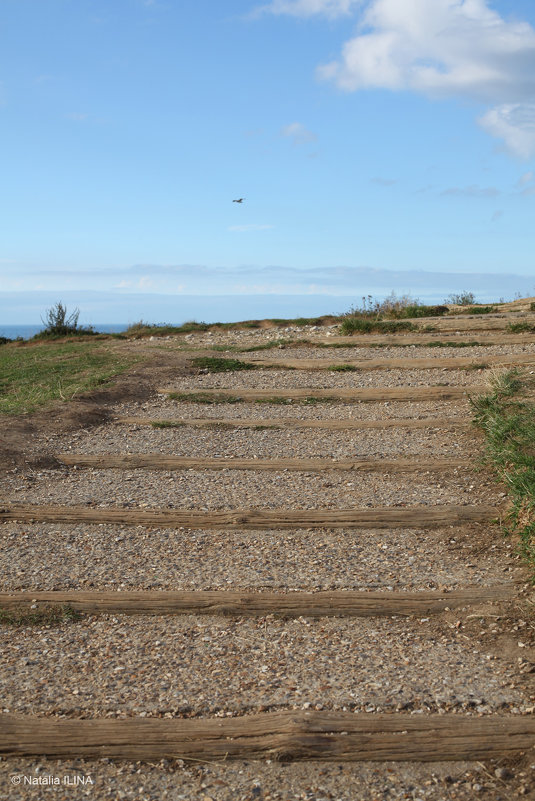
[233,198,245,203]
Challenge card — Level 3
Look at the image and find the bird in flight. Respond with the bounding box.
[233,198,245,203]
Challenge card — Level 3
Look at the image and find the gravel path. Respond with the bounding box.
[115,397,472,421]
[2,466,498,509]
[2,332,535,800]
[166,367,487,390]
[53,422,476,458]
[0,615,524,718]
[0,523,518,591]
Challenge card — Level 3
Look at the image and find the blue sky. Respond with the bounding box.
[1,0,535,323]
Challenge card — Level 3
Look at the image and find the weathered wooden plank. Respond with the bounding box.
[0,587,512,617]
[2,711,535,761]
[116,416,471,430]
[56,454,470,472]
[318,333,535,346]
[232,353,535,371]
[161,386,483,403]
[0,503,497,529]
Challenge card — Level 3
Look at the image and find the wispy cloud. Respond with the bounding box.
[65,112,89,122]
[491,210,504,223]
[228,224,275,232]
[371,177,396,187]
[254,0,360,18]
[281,121,317,145]
[440,185,500,198]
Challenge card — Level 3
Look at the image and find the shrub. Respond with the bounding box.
[35,302,95,339]
[445,291,476,306]
[466,306,497,315]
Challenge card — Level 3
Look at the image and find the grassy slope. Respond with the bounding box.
[0,340,138,415]
[471,369,535,571]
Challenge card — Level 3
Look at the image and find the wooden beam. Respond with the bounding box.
[116,416,471,430]
[161,386,483,403]
[2,711,535,761]
[56,454,471,472]
[229,353,535,371]
[0,503,497,529]
[0,587,512,618]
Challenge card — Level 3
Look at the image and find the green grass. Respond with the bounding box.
[339,319,417,335]
[0,341,138,415]
[189,356,257,372]
[507,322,535,333]
[465,306,497,315]
[327,364,358,372]
[471,368,535,570]
[150,420,186,428]
[0,605,81,627]
[167,392,244,404]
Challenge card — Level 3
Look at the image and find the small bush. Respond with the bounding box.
[465,306,497,315]
[445,291,476,306]
[35,302,95,339]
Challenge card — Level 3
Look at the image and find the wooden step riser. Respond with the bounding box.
[0,588,512,618]
[117,417,471,430]
[0,504,497,529]
[2,712,535,761]
[223,354,535,370]
[57,455,472,472]
[162,387,483,403]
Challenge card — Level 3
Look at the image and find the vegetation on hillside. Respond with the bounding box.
[472,369,535,572]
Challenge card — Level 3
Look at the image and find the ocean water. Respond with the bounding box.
[0,324,129,341]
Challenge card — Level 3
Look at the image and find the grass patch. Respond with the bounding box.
[471,368,535,569]
[339,319,417,335]
[328,364,358,372]
[0,341,138,415]
[507,322,535,333]
[150,420,186,428]
[463,363,490,371]
[189,357,257,372]
[465,306,497,315]
[0,604,81,627]
[167,392,244,404]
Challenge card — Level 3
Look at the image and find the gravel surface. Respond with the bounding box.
[0,615,524,718]
[116,398,472,421]
[53,423,476,458]
[166,368,487,390]
[229,343,535,360]
[2,466,498,509]
[3,756,528,801]
[0,523,517,592]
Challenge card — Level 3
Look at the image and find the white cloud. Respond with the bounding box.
[479,104,535,158]
[255,0,360,18]
[281,121,317,144]
[307,0,535,158]
[228,224,275,232]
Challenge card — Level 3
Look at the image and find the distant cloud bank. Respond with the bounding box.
[2,264,533,322]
